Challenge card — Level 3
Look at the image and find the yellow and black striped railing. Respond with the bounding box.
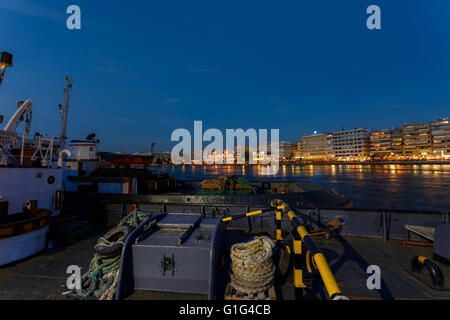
[271,199,348,300]
[219,200,348,300]
[221,208,274,222]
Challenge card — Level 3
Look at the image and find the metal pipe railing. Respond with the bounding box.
[411,256,444,289]
[271,199,348,300]
[221,207,274,222]
[219,200,348,299]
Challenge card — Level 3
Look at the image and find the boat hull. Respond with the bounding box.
[0,226,48,266]
[0,167,63,216]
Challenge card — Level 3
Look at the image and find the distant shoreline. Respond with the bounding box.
[154,161,450,167]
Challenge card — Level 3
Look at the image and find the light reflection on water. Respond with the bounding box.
[153,164,450,211]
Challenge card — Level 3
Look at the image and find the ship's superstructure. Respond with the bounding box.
[0,52,71,265]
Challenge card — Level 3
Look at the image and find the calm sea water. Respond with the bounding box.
[153,164,450,211]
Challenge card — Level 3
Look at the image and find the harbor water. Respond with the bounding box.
[154,164,450,211]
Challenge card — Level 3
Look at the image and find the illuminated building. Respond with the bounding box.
[331,128,370,160]
[402,123,432,157]
[300,133,333,160]
[279,141,297,160]
[370,128,402,158]
[293,142,302,160]
[430,118,450,157]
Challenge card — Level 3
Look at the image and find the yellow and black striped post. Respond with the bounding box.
[292,227,306,300]
[272,199,345,300]
[275,210,282,247]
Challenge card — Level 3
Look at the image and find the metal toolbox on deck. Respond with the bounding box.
[116,212,227,300]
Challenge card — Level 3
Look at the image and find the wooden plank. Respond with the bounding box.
[404,225,435,241]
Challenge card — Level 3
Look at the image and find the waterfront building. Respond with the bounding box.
[300,133,333,160]
[430,118,450,157]
[293,142,302,160]
[331,128,370,160]
[279,141,297,160]
[390,128,403,156]
[402,123,432,157]
[370,128,403,159]
[191,150,203,164]
[297,141,302,155]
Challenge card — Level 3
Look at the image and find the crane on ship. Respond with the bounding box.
[0,100,33,166]
[0,52,72,166]
[0,52,12,88]
[0,52,32,135]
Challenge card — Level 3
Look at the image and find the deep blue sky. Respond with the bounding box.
[1,0,449,152]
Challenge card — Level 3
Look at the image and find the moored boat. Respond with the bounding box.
[0,52,70,266]
[0,208,51,265]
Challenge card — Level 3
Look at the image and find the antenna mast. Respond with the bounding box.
[60,76,73,149]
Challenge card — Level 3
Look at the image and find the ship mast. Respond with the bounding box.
[59,76,73,149]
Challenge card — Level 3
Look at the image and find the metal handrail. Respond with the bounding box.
[0,131,61,167]
[411,256,445,289]
[219,200,348,299]
[271,199,348,300]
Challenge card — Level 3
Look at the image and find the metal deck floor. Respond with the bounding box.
[0,228,449,300]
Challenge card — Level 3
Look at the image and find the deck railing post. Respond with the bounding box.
[276,210,282,247]
[246,206,252,232]
[292,227,305,300]
[272,199,347,300]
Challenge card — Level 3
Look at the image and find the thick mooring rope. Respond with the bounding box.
[64,209,152,300]
[229,236,276,294]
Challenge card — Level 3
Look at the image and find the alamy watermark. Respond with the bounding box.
[171,121,280,175]
[366,265,381,290]
[66,265,81,290]
[366,5,381,30]
[66,5,81,30]
[65,5,380,31]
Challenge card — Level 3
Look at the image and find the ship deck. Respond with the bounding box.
[0,227,449,300]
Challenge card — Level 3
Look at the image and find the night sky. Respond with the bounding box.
[1,0,449,152]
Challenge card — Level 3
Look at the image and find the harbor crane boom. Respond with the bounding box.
[3,100,32,135]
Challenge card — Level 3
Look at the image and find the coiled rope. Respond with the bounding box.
[64,208,152,300]
[229,236,276,294]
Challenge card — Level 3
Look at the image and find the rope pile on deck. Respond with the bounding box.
[229,236,276,294]
[63,208,152,300]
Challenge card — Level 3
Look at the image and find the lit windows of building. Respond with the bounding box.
[370,128,402,159]
[331,128,370,160]
[430,118,450,158]
[300,133,333,160]
[279,141,297,161]
[402,123,432,158]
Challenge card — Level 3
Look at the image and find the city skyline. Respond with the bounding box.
[1,1,450,153]
[126,116,449,163]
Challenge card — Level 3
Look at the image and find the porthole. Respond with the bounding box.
[47,176,56,184]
